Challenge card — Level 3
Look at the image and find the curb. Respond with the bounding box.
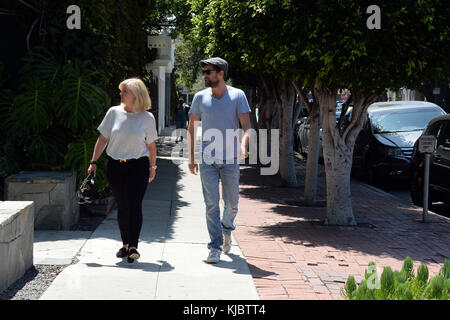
[358,180,450,224]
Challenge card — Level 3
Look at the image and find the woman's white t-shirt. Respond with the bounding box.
[97,105,158,160]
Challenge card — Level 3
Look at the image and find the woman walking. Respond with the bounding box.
[88,78,158,263]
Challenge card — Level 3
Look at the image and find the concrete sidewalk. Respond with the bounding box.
[39,126,258,300]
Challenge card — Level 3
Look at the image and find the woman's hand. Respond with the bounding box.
[88,164,97,177]
[88,135,108,178]
[148,167,156,183]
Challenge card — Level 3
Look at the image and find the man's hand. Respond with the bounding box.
[238,112,251,160]
[238,144,249,160]
[188,163,199,175]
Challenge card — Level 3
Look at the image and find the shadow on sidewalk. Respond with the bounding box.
[85,260,175,272]
[237,164,450,269]
[206,253,274,276]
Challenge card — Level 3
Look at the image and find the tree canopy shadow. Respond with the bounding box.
[237,164,450,269]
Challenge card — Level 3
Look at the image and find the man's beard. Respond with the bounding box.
[205,78,219,88]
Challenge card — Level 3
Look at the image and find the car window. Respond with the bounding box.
[370,108,444,133]
[426,121,443,136]
[436,121,450,146]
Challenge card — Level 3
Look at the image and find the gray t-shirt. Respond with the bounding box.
[189,86,250,161]
[97,105,158,160]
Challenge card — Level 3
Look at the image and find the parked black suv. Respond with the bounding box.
[352,101,446,185]
[410,114,450,207]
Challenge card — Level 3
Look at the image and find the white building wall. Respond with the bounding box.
[147,31,176,134]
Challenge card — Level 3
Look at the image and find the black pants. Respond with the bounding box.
[106,156,149,248]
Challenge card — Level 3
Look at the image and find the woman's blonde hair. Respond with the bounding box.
[118,78,151,112]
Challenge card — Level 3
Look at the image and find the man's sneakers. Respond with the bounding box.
[222,233,232,254]
[206,248,221,264]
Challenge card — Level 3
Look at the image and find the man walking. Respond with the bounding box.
[188,57,251,263]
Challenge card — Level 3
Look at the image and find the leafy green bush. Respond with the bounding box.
[0,46,110,194]
[343,257,450,300]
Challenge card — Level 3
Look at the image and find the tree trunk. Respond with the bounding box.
[315,86,356,225]
[277,80,298,187]
[293,82,320,205]
[314,85,382,225]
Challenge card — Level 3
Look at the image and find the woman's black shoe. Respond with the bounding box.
[128,248,140,260]
[116,247,128,258]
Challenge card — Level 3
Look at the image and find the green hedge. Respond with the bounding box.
[343,257,450,300]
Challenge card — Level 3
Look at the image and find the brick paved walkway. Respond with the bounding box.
[233,159,450,300]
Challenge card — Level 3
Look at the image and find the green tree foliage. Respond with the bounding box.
[183,0,450,223]
[174,37,206,92]
[343,257,450,300]
[38,0,158,99]
[1,1,174,198]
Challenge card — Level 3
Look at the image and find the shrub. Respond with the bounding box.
[342,257,450,300]
[440,259,450,279]
[343,275,356,299]
[0,46,110,195]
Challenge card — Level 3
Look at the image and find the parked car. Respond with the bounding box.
[410,114,450,207]
[295,103,351,157]
[352,101,446,185]
[294,116,307,152]
[296,115,317,156]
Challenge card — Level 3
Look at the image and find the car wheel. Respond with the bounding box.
[410,171,433,207]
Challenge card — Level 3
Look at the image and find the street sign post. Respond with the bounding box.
[418,135,436,223]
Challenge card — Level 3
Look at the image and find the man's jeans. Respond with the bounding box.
[199,161,240,250]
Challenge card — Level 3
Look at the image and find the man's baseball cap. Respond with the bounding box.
[199,57,228,78]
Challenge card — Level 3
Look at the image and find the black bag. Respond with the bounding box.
[77,172,98,204]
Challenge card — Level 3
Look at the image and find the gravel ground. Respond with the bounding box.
[0,265,69,300]
[0,206,107,300]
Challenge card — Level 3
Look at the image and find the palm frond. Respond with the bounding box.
[10,76,53,134]
[23,129,67,166]
[57,60,109,131]
[0,140,22,176]
[19,46,65,87]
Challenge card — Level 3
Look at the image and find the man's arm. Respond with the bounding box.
[187,113,201,174]
[238,112,252,159]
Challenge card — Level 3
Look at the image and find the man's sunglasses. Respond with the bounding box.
[202,69,218,75]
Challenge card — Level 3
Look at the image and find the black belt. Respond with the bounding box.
[109,156,147,163]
